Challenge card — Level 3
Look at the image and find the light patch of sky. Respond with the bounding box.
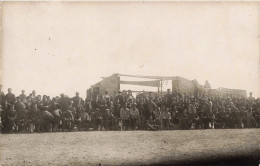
[1,2,259,99]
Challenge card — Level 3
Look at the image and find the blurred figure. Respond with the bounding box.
[6,88,16,105]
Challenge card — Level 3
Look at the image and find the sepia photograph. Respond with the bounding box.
[0,1,259,166]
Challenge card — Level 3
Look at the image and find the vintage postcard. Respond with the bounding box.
[0,1,259,166]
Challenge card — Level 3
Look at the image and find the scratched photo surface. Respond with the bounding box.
[0,2,259,166]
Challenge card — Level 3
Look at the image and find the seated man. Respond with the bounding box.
[214,107,226,129]
[61,109,74,131]
[103,108,115,131]
[41,110,54,132]
[52,108,62,132]
[28,104,41,132]
[146,116,160,131]
[188,106,201,129]
[91,108,103,131]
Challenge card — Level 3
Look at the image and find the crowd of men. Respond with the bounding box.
[0,88,260,133]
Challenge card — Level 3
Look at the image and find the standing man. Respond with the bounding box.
[15,97,27,132]
[6,88,16,105]
[103,108,115,130]
[59,94,70,113]
[204,80,211,95]
[73,92,82,109]
[92,108,103,131]
[120,103,130,131]
[19,90,27,101]
[162,106,171,130]
[188,106,200,129]
[127,90,134,101]
[129,103,139,130]
[72,92,84,129]
[0,84,5,106]
[165,89,172,107]
[153,107,162,130]
[193,79,199,98]
[104,91,110,101]
[115,91,124,106]
[30,90,36,100]
[249,92,255,101]
[5,104,18,133]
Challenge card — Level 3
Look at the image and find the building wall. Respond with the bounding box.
[210,88,247,97]
[93,74,120,96]
[172,77,201,95]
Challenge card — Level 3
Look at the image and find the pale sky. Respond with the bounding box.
[1,2,259,98]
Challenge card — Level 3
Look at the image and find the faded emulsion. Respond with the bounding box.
[0,2,259,166]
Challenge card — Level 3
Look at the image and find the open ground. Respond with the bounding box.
[1,129,259,166]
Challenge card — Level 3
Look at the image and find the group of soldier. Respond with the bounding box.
[0,88,260,133]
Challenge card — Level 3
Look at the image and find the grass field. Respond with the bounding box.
[0,129,259,166]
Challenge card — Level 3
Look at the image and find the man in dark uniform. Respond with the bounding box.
[165,89,172,107]
[104,91,110,102]
[246,107,256,128]
[240,106,247,128]
[15,97,28,132]
[225,108,232,128]
[0,105,4,133]
[120,103,130,131]
[129,103,139,130]
[28,104,41,132]
[61,108,74,131]
[230,104,240,128]
[92,108,103,131]
[72,92,83,111]
[188,106,201,129]
[6,88,16,105]
[215,107,226,129]
[1,100,10,132]
[30,90,36,100]
[68,101,77,129]
[171,106,182,129]
[200,99,210,129]
[5,104,17,133]
[193,79,199,98]
[180,109,189,129]
[0,84,5,106]
[82,99,92,130]
[146,116,160,131]
[103,108,115,130]
[52,105,62,132]
[161,106,171,130]
[41,109,54,132]
[115,91,124,106]
[19,90,27,101]
[59,94,70,113]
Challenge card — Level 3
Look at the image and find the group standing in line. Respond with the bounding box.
[0,88,259,133]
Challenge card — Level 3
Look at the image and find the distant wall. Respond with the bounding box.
[88,74,247,98]
[172,77,202,95]
[210,88,247,97]
[92,74,120,96]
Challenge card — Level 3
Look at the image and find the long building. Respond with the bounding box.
[87,73,247,99]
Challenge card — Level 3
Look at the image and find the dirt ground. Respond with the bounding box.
[0,129,259,166]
